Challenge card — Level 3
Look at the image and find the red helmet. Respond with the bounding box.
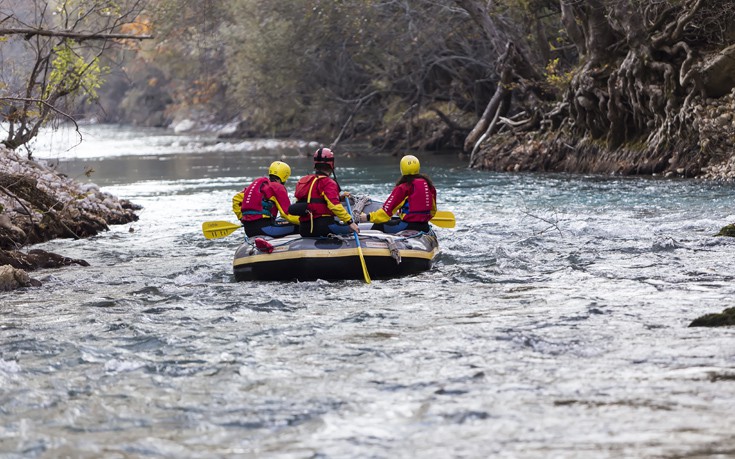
[313,147,335,169]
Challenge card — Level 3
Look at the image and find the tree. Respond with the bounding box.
[455,0,569,160]
[462,0,735,176]
[127,0,231,126]
[562,0,735,152]
[221,0,497,148]
[0,0,152,154]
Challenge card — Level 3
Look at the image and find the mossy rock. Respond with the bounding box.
[689,307,735,327]
[715,224,735,237]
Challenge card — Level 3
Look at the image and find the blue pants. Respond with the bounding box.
[299,216,353,237]
[371,219,429,234]
[243,219,298,238]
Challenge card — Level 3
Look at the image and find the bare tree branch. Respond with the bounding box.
[1,97,83,150]
[520,207,564,237]
[0,27,152,41]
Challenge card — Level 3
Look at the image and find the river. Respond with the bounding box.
[1,124,734,458]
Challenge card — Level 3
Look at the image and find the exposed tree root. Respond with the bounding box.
[467,0,735,179]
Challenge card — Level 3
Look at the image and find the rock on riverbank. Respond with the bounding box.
[0,147,139,290]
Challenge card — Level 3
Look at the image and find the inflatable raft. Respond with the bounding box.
[232,227,439,281]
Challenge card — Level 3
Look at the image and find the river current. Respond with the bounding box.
[1,125,734,458]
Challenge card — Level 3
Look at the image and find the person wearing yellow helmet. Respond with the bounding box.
[359,154,437,233]
[232,160,300,237]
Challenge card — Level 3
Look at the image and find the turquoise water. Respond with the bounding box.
[1,125,734,458]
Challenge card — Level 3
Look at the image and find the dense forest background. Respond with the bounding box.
[2,0,735,177]
[83,0,515,151]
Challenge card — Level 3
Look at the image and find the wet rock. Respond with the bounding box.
[0,249,89,270]
[0,264,41,291]
[689,307,735,327]
[702,44,735,98]
[716,114,731,126]
[1,145,138,291]
[0,214,26,241]
[714,224,735,237]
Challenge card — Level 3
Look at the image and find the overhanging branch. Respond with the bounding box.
[1,97,82,150]
[1,96,79,126]
[0,27,153,41]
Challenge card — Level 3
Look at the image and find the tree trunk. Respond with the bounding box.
[563,0,712,152]
[464,43,514,152]
[467,0,735,178]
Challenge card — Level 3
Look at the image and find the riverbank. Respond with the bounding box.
[0,147,139,290]
[470,90,735,180]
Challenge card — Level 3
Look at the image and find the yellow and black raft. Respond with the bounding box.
[231,227,440,281]
[202,197,454,282]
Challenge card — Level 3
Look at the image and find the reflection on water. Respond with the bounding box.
[32,123,322,186]
[1,125,735,458]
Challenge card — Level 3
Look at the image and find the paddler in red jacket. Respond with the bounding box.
[292,147,360,237]
[359,155,436,233]
[232,160,300,238]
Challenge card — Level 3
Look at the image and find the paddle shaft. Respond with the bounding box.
[344,198,371,284]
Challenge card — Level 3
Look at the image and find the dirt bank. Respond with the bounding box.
[470,90,735,180]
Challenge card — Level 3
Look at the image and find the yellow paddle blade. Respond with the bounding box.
[202,221,242,240]
[431,210,456,228]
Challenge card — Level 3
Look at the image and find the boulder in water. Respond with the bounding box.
[689,307,735,327]
[715,224,735,237]
[0,264,41,291]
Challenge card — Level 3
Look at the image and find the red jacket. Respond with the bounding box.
[294,173,352,223]
[368,177,436,224]
[240,177,298,224]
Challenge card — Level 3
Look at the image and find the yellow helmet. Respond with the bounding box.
[400,155,420,175]
[268,161,291,183]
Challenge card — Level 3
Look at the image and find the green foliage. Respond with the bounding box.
[217,0,500,140]
[544,58,573,92]
[222,0,373,133]
[130,0,231,118]
[53,0,122,18]
[4,0,583,149]
[46,41,108,101]
[1,0,148,150]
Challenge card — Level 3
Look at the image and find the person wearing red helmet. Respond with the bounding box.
[359,154,436,233]
[292,147,359,237]
[232,160,299,237]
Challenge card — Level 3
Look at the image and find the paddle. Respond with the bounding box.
[431,210,456,228]
[202,209,455,240]
[202,221,242,240]
[344,198,371,284]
